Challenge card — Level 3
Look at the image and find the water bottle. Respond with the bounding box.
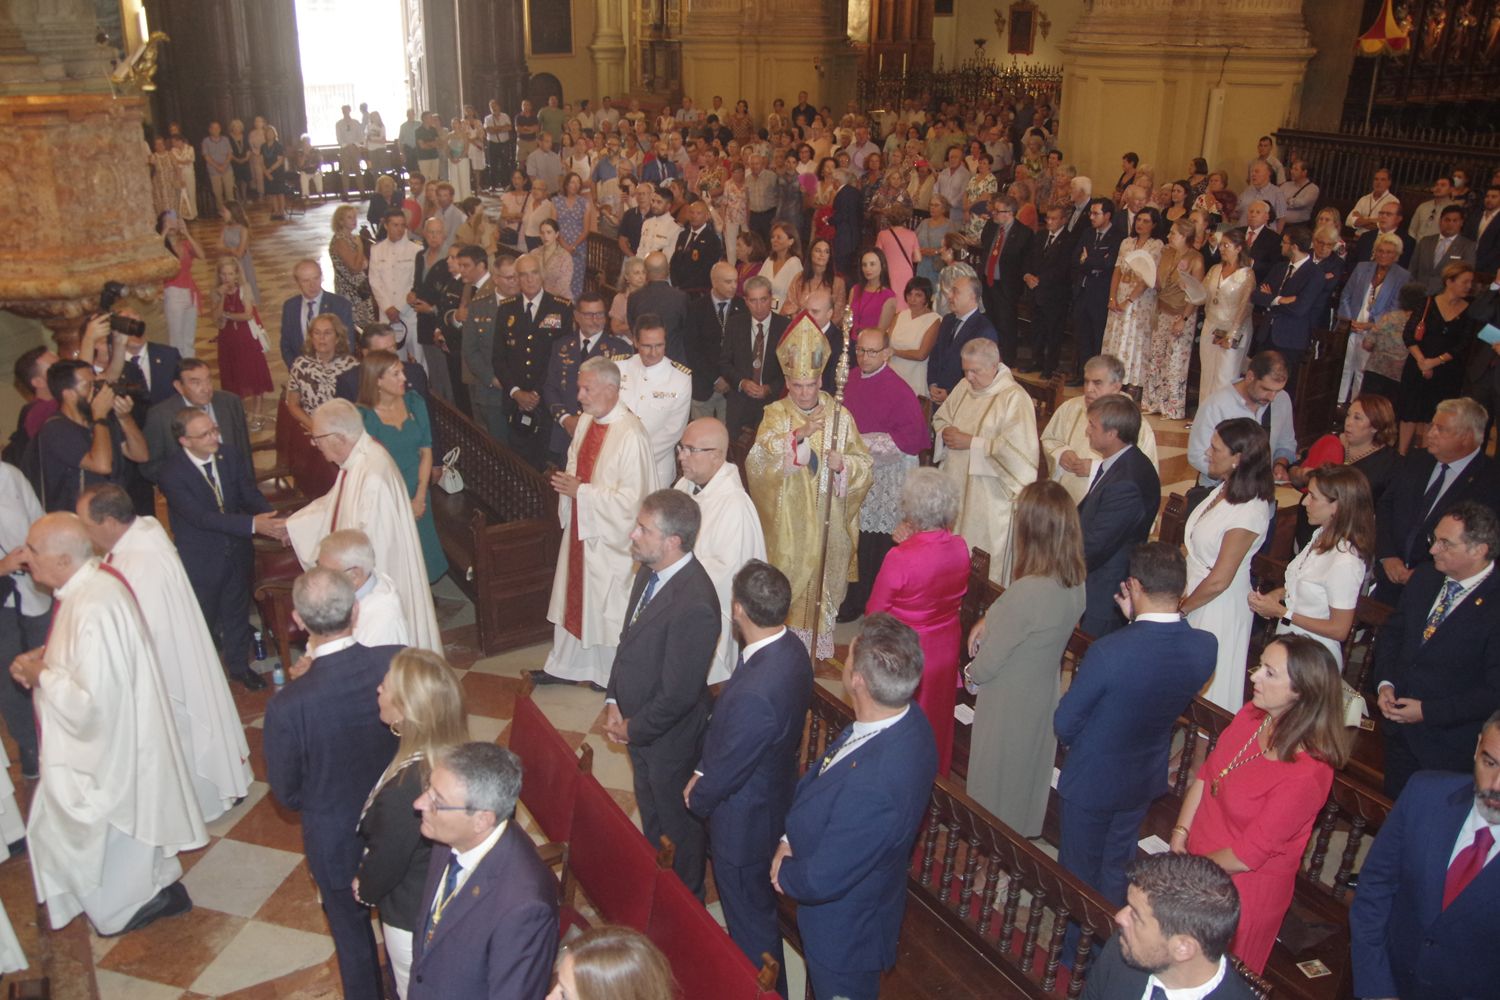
[252,628,268,662]
[272,662,286,688]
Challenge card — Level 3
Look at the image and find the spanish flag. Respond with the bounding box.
[1357,0,1410,56]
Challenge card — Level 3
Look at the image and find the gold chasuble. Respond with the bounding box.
[745,318,871,658]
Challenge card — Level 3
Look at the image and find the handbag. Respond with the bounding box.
[1412,297,1431,343]
[435,445,464,494]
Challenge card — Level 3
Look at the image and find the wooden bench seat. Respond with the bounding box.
[427,395,561,653]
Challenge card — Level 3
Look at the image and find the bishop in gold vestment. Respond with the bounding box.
[746,318,871,658]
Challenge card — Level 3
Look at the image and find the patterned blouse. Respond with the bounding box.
[289,355,359,411]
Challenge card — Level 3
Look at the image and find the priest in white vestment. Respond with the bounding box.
[13,514,205,936]
[536,357,657,688]
[287,400,443,652]
[1040,353,1159,504]
[76,485,252,824]
[931,338,1039,584]
[672,417,767,683]
[316,529,412,647]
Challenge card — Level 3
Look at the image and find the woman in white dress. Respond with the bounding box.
[1182,417,1276,712]
[1197,230,1255,405]
[758,223,804,309]
[170,135,198,220]
[1248,464,1372,668]
[1100,208,1163,390]
[889,276,942,399]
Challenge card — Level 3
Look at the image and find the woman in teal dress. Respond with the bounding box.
[357,350,449,583]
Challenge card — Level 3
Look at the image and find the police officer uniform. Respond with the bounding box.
[494,290,574,469]
[541,330,634,466]
[618,353,693,487]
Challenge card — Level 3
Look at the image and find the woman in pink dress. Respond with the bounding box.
[865,468,971,776]
[849,249,898,342]
[212,258,274,429]
[1171,635,1349,973]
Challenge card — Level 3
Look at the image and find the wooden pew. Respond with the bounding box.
[1017,376,1063,479]
[426,394,561,654]
[585,231,624,299]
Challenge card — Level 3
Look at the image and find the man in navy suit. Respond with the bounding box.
[279,260,356,371]
[1462,183,1500,275]
[831,169,864,282]
[1070,198,1121,387]
[687,561,811,995]
[1250,225,1320,389]
[117,329,181,411]
[264,568,401,1000]
[1375,501,1500,798]
[408,742,558,1000]
[141,359,253,482]
[977,194,1034,367]
[926,274,998,404]
[335,324,430,403]
[1022,205,1075,378]
[1083,854,1259,1000]
[1350,714,1500,1000]
[1076,396,1161,638]
[1373,397,1498,604]
[156,408,286,690]
[1056,543,1216,907]
[772,614,938,1000]
[603,489,721,896]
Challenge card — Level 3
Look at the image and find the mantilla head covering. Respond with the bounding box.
[776,314,831,382]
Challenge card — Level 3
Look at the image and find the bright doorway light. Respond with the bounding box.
[295,0,412,146]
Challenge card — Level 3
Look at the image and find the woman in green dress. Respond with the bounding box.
[357,350,449,583]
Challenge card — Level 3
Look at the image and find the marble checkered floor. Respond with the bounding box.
[0,196,1198,998]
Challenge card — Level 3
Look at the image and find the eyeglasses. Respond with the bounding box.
[854,347,886,356]
[422,781,475,814]
[1428,533,1467,552]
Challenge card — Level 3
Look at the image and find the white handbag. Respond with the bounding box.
[435,446,464,494]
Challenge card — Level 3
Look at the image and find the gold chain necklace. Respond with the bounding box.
[1210,716,1271,797]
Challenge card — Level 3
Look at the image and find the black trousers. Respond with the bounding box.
[188,549,255,678]
[1073,288,1109,376]
[840,530,894,620]
[0,608,46,773]
[629,741,707,897]
[307,828,384,1000]
[1030,294,1069,375]
[982,284,1020,366]
[749,208,775,244]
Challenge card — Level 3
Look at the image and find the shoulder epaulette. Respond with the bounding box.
[671,360,692,375]
[553,295,572,305]
[606,350,635,361]
[499,296,518,305]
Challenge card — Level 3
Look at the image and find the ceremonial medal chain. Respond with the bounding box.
[1210,716,1270,797]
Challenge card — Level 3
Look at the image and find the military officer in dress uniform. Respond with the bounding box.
[495,252,575,469]
[618,314,693,487]
[462,254,516,442]
[541,291,634,467]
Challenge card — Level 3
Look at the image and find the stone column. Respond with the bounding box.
[1056,0,1314,185]
[590,0,627,99]
[0,1,176,330]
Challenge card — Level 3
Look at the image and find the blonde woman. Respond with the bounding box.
[212,258,272,428]
[330,204,375,325]
[356,649,468,1000]
[611,256,647,335]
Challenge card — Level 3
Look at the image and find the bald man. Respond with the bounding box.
[13,513,205,936]
[628,251,691,364]
[673,418,767,682]
[686,262,746,421]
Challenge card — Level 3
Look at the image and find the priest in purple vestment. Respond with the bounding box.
[838,326,932,619]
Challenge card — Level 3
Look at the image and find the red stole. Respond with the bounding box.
[563,420,611,640]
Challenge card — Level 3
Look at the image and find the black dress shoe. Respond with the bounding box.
[528,669,570,686]
[586,682,606,693]
[110,882,192,937]
[234,670,267,692]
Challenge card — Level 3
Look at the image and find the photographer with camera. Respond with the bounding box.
[31,359,148,513]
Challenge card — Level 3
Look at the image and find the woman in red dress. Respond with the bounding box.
[1170,635,1350,973]
[211,258,274,430]
[865,467,971,775]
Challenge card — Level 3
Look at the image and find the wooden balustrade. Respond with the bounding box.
[1272,126,1500,216]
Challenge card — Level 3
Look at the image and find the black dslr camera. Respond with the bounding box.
[99,281,146,339]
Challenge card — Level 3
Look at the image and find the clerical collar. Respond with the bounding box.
[861,363,889,378]
[311,634,358,660]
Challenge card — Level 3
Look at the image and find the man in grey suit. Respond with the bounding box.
[141,359,252,483]
[1410,205,1477,294]
[462,254,519,443]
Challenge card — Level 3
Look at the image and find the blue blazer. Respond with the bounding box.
[279,290,356,371]
[688,630,813,867]
[134,343,182,407]
[1077,446,1160,637]
[408,823,559,1000]
[1350,771,1500,1000]
[156,443,271,582]
[1337,261,1411,324]
[778,705,937,974]
[264,643,401,888]
[1055,618,1216,812]
[1251,257,1322,352]
[927,311,999,394]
